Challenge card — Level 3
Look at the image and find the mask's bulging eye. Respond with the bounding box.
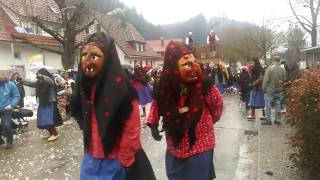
[91,55,99,61]
[187,63,192,68]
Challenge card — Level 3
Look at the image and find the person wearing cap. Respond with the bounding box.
[147,41,223,180]
[262,56,286,125]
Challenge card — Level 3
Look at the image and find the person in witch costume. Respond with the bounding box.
[132,62,153,120]
[72,32,155,180]
[147,41,223,180]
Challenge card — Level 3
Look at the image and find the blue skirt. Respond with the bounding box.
[80,153,125,180]
[37,103,54,129]
[165,150,216,180]
[37,103,62,129]
[249,89,265,109]
[136,85,153,106]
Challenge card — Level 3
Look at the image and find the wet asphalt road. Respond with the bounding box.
[0,94,258,180]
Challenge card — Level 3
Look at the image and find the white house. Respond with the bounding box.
[0,4,62,73]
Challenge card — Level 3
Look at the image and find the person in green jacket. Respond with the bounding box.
[262,56,286,125]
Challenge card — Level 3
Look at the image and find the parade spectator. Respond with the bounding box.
[148,41,223,180]
[281,59,300,113]
[132,62,153,120]
[23,68,62,142]
[144,64,152,74]
[0,71,20,149]
[262,56,286,125]
[212,63,228,94]
[72,32,155,180]
[226,67,234,93]
[11,72,25,108]
[284,59,300,82]
[247,58,266,120]
[202,63,213,82]
[239,67,251,111]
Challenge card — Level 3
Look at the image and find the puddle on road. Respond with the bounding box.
[233,144,257,180]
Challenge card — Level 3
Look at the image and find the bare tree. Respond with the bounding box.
[247,20,285,64]
[218,22,262,63]
[284,24,307,61]
[0,0,100,69]
[289,0,320,47]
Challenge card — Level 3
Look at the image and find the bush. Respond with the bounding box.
[285,67,320,179]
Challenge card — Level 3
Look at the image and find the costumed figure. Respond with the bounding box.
[185,32,194,46]
[23,68,62,142]
[207,30,218,58]
[247,58,266,120]
[72,32,155,180]
[53,74,72,120]
[147,41,223,180]
[132,63,153,121]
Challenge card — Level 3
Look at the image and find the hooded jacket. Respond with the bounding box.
[0,81,20,112]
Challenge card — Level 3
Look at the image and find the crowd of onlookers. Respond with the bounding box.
[229,56,299,125]
[197,55,300,125]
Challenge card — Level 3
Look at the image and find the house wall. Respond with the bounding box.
[123,57,162,68]
[305,50,320,67]
[114,43,162,67]
[0,43,14,69]
[0,42,62,69]
[0,41,62,96]
[115,43,126,65]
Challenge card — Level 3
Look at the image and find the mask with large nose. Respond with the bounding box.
[177,54,201,84]
[80,43,105,78]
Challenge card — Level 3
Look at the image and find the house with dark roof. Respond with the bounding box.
[147,38,183,62]
[0,2,62,71]
[96,15,160,67]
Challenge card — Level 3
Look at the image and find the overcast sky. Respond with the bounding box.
[121,0,295,26]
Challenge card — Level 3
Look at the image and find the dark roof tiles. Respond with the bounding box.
[98,16,160,59]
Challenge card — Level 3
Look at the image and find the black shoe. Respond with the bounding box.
[0,138,4,145]
[261,121,272,125]
[5,143,13,149]
[274,121,281,126]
